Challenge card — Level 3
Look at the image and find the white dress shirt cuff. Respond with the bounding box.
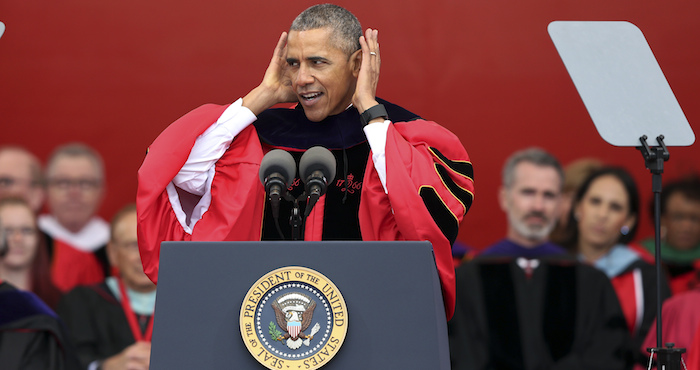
[363,120,391,193]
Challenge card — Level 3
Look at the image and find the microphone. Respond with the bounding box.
[299,146,337,217]
[259,149,297,221]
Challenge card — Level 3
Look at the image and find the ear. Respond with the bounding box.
[27,187,45,214]
[498,186,509,212]
[106,241,118,267]
[350,49,362,77]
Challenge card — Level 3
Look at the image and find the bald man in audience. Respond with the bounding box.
[58,204,154,370]
[0,145,45,213]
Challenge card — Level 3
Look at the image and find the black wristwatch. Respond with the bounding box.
[360,104,389,126]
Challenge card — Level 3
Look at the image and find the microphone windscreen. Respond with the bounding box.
[259,149,296,187]
[299,146,336,184]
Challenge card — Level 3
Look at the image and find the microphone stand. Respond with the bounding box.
[290,197,303,241]
[638,135,686,370]
[276,191,310,241]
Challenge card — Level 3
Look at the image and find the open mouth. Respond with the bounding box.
[300,92,323,102]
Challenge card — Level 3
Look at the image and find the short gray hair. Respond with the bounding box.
[46,143,104,181]
[502,147,563,189]
[290,4,362,56]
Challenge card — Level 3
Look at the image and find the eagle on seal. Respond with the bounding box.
[272,293,317,349]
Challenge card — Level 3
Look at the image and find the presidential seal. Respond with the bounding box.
[240,266,348,370]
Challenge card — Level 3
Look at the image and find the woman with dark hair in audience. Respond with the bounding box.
[564,167,670,366]
[0,197,61,308]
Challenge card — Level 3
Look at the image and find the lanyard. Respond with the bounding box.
[117,278,154,342]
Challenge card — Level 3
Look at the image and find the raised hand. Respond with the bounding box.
[352,28,381,114]
[243,32,298,116]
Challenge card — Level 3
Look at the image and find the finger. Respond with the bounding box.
[365,29,378,48]
[359,35,369,57]
[358,35,371,70]
[364,29,380,63]
[273,32,288,61]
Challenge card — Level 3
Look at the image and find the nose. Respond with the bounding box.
[594,205,611,220]
[295,64,314,87]
[8,230,23,243]
[532,194,546,211]
[65,182,86,198]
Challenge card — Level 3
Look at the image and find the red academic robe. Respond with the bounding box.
[137,103,474,319]
[50,239,105,293]
[687,321,700,370]
[640,288,700,365]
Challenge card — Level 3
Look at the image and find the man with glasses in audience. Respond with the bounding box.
[448,148,630,370]
[640,175,700,294]
[38,143,110,292]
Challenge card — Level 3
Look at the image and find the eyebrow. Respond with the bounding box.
[286,56,330,64]
[308,56,329,62]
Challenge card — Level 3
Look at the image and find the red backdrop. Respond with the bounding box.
[1,0,698,249]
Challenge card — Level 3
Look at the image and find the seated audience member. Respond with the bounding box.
[58,204,154,370]
[640,175,700,294]
[640,286,700,366]
[448,149,630,370]
[0,281,81,369]
[549,157,603,245]
[0,197,61,308]
[480,148,567,258]
[564,167,670,365]
[39,143,110,293]
[0,145,45,213]
[0,227,80,369]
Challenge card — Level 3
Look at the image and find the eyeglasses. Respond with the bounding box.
[0,176,39,189]
[668,212,700,224]
[48,178,102,191]
[1,226,37,238]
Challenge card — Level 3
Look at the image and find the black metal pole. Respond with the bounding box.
[638,135,685,369]
[638,135,667,349]
[652,172,663,349]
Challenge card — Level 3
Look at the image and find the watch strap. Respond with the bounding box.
[360,104,389,126]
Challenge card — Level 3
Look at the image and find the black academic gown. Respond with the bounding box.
[448,257,631,370]
[56,281,150,369]
[0,281,81,370]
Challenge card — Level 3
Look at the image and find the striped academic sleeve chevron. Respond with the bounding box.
[358,118,474,320]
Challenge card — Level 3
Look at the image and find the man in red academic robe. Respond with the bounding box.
[39,144,110,293]
[137,4,474,319]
